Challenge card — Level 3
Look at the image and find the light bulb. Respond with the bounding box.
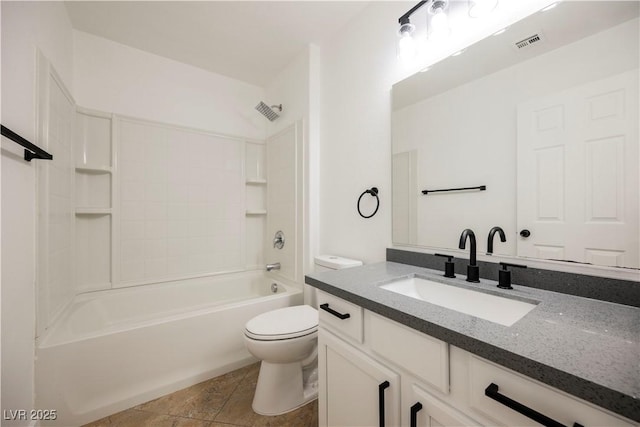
[468,0,498,18]
[398,33,417,63]
[397,22,417,63]
[429,9,450,40]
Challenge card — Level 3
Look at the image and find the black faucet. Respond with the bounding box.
[487,226,506,255]
[458,229,480,282]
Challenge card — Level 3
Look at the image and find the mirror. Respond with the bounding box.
[391,1,639,269]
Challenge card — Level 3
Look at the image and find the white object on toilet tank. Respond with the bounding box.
[314,255,363,272]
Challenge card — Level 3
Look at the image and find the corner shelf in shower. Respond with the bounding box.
[75,165,112,174]
[246,179,267,185]
[75,208,112,215]
[245,210,267,216]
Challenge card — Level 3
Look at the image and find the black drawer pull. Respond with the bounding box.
[485,383,584,427]
[378,380,390,427]
[319,303,351,320]
[410,402,423,427]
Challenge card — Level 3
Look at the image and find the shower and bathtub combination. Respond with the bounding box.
[32,85,309,426]
[36,271,302,426]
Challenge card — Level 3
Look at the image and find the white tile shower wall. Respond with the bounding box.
[117,118,245,284]
[42,73,76,322]
[266,124,298,282]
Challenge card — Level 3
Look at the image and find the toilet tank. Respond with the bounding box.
[314,255,363,273]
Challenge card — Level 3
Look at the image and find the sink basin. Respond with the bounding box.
[380,277,537,326]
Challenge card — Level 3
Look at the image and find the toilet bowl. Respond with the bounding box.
[244,255,362,415]
[244,305,319,415]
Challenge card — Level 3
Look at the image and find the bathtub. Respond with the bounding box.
[35,271,302,426]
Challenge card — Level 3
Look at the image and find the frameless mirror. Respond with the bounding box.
[391,1,639,269]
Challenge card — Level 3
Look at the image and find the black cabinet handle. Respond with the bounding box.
[410,402,423,427]
[520,229,531,238]
[485,383,584,427]
[319,303,350,320]
[378,380,390,427]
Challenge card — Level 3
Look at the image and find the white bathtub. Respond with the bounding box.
[35,271,302,426]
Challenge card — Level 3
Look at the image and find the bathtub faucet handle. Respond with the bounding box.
[266,262,281,272]
[273,231,285,249]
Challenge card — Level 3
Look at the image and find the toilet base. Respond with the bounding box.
[251,360,318,416]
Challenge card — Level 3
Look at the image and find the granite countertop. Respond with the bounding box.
[305,261,640,423]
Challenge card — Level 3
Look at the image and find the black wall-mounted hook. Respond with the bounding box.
[357,187,380,219]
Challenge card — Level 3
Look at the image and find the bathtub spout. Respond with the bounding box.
[266,262,281,272]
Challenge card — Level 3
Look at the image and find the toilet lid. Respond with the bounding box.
[245,305,318,341]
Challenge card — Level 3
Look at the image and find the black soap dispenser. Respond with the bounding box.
[435,253,456,278]
[498,262,527,289]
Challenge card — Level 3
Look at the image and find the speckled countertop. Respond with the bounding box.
[305,261,640,422]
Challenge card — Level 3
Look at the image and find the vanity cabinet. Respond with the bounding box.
[319,329,400,427]
[316,290,636,427]
[467,356,635,427]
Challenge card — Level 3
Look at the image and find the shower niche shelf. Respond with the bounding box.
[246,179,267,185]
[74,108,114,290]
[76,208,112,215]
[75,165,112,174]
[245,141,267,269]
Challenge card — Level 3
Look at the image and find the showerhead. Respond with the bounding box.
[255,102,282,121]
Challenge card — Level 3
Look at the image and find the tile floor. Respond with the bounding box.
[83,363,318,427]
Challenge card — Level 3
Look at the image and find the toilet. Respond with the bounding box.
[244,255,363,415]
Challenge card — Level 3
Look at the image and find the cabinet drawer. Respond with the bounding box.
[317,290,363,344]
[367,311,449,394]
[468,356,635,426]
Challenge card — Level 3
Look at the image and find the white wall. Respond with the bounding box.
[1,1,74,423]
[73,30,265,141]
[318,2,408,264]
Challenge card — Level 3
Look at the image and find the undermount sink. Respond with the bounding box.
[380,276,537,326]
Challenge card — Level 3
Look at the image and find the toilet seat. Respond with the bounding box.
[245,305,318,341]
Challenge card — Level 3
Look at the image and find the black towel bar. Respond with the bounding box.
[422,185,485,195]
[1,125,53,161]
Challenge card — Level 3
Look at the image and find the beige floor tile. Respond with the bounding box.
[252,400,318,427]
[212,373,261,426]
[135,364,255,420]
[83,362,318,427]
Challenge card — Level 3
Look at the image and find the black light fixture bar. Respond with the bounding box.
[1,125,53,161]
[398,0,428,24]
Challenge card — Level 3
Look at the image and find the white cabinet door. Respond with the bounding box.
[319,329,401,427]
[517,69,639,268]
[405,383,478,427]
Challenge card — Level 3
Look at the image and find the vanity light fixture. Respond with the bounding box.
[397,0,500,55]
[468,0,498,18]
[397,0,427,61]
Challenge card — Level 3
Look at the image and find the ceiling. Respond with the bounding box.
[65,1,370,87]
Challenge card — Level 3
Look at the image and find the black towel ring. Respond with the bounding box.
[357,187,379,219]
